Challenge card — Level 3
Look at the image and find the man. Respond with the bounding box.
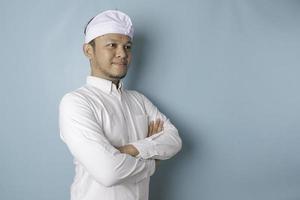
[59,10,182,200]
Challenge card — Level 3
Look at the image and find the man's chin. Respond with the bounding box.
[110,73,127,80]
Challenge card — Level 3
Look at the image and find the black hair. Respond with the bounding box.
[84,17,96,48]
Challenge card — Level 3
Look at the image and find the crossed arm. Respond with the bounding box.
[59,94,157,187]
[116,119,164,167]
[59,93,181,187]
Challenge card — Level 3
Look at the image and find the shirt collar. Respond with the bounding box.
[86,76,123,94]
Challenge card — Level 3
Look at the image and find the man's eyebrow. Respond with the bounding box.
[105,39,132,45]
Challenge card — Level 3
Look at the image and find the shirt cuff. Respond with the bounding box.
[130,138,158,159]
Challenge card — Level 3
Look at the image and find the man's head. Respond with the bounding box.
[83,10,134,84]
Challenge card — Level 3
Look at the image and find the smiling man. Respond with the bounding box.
[59,10,182,200]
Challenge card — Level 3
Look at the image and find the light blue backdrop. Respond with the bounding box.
[1,0,300,199]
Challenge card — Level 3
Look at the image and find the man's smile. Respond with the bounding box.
[112,62,128,67]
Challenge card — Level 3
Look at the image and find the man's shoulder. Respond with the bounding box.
[60,86,90,106]
[124,89,146,100]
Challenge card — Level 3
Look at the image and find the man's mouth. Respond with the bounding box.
[112,62,127,67]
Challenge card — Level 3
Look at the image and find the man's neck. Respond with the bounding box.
[112,80,120,88]
[90,73,120,88]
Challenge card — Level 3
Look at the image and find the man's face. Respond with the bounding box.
[86,33,132,83]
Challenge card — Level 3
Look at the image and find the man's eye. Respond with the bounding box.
[107,43,116,48]
[125,45,132,50]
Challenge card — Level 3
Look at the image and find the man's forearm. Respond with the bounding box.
[117,144,161,170]
[117,119,164,157]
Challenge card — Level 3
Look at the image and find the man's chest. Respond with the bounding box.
[91,94,149,147]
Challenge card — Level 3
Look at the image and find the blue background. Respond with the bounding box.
[1,0,300,199]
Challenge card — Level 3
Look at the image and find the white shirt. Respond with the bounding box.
[59,76,182,200]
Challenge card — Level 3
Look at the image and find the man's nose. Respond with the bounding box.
[116,46,127,58]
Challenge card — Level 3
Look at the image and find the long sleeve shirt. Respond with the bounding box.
[59,76,182,200]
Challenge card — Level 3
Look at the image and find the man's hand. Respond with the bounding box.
[116,119,164,158]
[148,119,164,137]
[155,159,160,169]
[116,144,139,157]
[148,119,163,169]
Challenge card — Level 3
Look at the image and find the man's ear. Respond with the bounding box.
[83,43,94,59]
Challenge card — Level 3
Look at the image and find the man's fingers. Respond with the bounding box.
[153,119,160,133]
[155,159,160,169]
[148,121,154,136]
[153,119,163,133]
[158,120,164,132]
[148,119,164,137]
[148,122,151,136]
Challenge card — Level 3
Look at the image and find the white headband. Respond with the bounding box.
[84,10,134,43]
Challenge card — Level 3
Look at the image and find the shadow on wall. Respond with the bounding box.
[125,32,150,89]
[149,118,199,200]
[125,33,202,199]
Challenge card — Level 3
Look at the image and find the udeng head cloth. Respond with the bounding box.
[84,10,134,43]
